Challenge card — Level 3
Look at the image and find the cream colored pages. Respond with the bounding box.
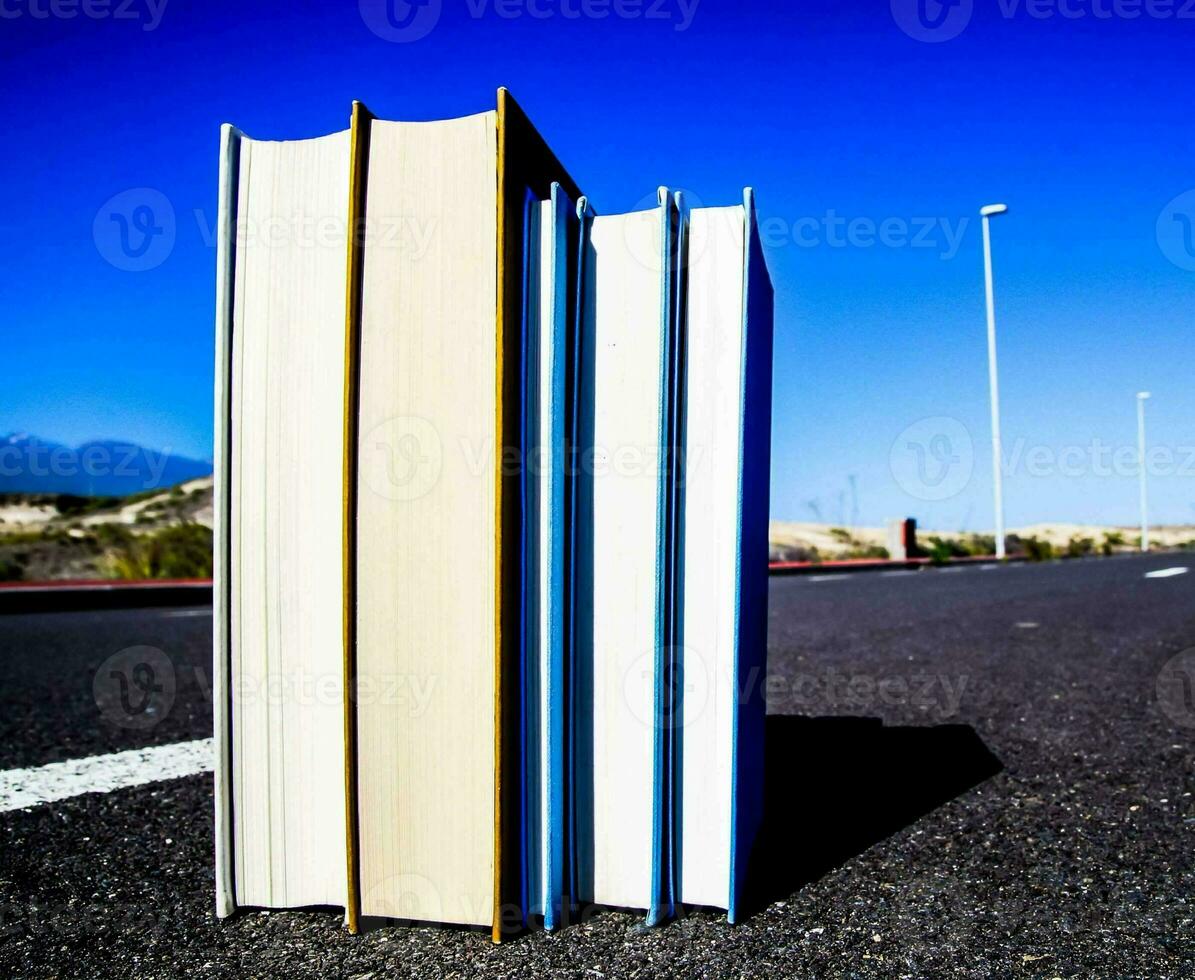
[355,112,498,927]
[229,131,350,909]
[679,205,745,909]
[583,209,664,909]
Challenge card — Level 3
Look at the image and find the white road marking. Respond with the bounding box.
[1145,567,1189,579]
[0,739,213,813]
[881,570,918,577]
[807,575,851,583]
[160,608,212,618]
[1016,622,1040,629]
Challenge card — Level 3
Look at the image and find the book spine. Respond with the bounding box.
[668,190,690,922]
[649,187,682,927]
[728,188,775,924]
[544,182,572,931]
[341,100,373,936]
[566,195,594,914]
[496,87,584,942]
[212,122,241,921]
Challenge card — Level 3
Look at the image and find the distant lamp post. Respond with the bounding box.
[1137,391,1151,552]
[980,203,1009,559]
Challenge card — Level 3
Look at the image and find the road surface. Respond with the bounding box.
[1,553,1193,977]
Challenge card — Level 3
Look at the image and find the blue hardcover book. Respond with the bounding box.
[571,188,681,925]
[521,182,578,930]
[675,189,773,923]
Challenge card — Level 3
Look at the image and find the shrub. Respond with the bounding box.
[845,545,890,560]
[925,536,970,564]
[105,523,212,580]
[1022,536,1055,562]
[1101,531,1125,556]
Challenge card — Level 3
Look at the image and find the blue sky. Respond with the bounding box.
[1,0,1193,527]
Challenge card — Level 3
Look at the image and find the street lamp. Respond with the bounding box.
[1137,391,1151,552]
[980,203,1009,559]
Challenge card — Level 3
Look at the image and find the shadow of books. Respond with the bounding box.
[742,715,1003,914]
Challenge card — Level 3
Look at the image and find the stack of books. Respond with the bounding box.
[212,89,773,941]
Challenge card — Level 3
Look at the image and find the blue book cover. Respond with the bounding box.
[521,182,576,931]
[728,188,775,924]
[568,190,679,927]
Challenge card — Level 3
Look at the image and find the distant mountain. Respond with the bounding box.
[0,433,213,497]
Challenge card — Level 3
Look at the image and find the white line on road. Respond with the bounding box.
[0,739,213,813]
[160,608,212,618]
[1145,567,1189,579]
[806,575,851,583]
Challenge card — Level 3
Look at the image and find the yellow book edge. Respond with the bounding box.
[342,98,373,936]
[494,87,583,943]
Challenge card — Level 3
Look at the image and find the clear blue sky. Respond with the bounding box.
[2,0,1192,528]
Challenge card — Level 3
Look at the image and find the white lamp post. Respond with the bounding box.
[981,203,1009,559]
[1137,391,1151,552]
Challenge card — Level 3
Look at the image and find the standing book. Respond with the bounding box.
[676,190,773,923]
[213,91,582,941]
[571,189,681,925]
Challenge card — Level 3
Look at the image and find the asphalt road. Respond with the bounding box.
[2,553,1194,978]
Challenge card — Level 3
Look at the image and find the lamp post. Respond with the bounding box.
[1137,391,1151,552]
[981,203,1009,559]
